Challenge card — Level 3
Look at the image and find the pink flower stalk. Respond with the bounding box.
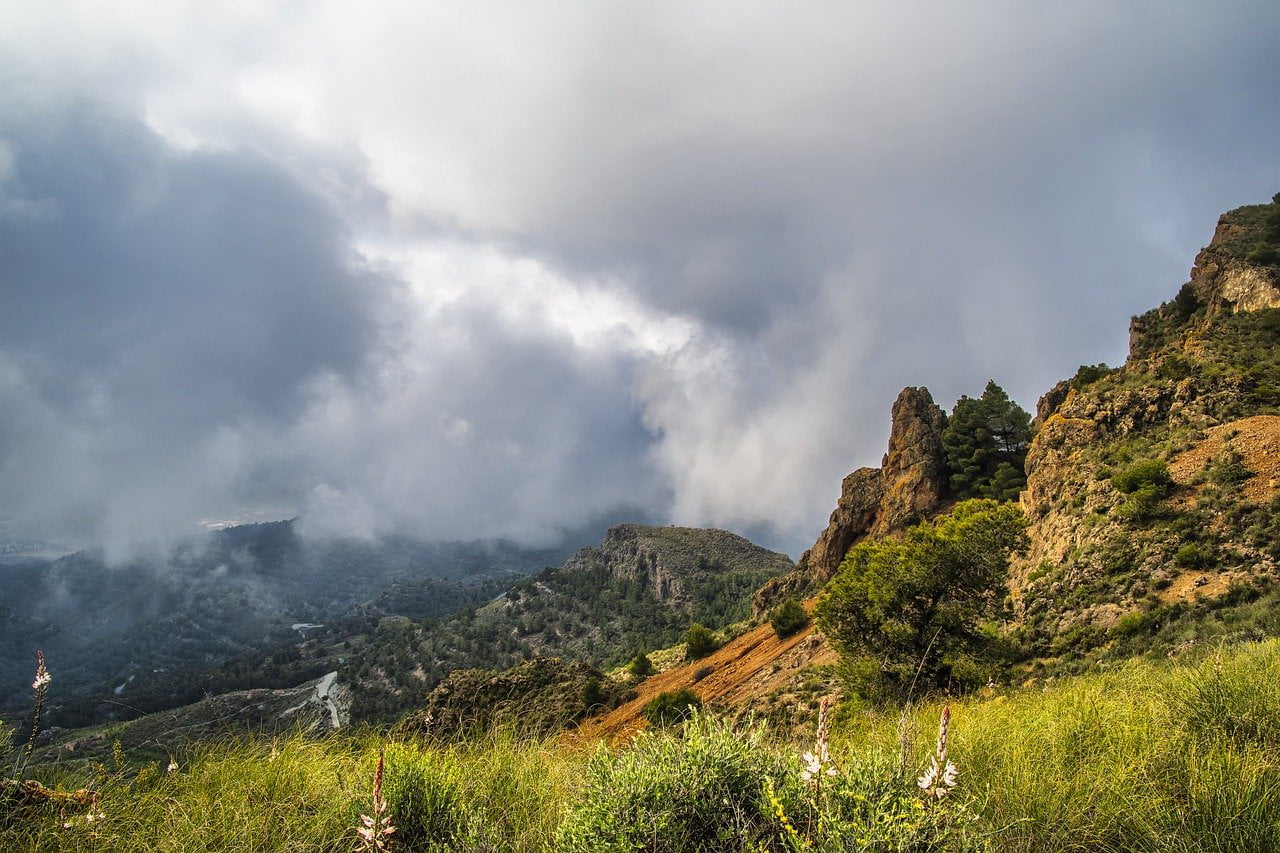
[357,751,396,851]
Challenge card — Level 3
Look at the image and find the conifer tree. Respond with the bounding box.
[942,380,1032,501]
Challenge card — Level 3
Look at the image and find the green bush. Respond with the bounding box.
[684,623,721,660]
[1111,460,1173,522]
[769,597,809,639]
[1073,363,1112,387]
[815,500,1027,701]
[556,711,784,852]
[771,750,984,852]
[626,652,656,679]
[1111,459,1172,495]
[643,689,702,727]
[1206,450,1252,487]
[1175,543,1214,569]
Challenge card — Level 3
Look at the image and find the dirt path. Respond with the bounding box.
[572,601,835,743]
[315,671,342,730]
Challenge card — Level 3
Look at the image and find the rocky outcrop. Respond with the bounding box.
[394,657,625,741]
[1012,196,1280,632]
[871,387,949,535]
[1189,212,1280,315]
[754,387,948,614]
[580,523,793,611]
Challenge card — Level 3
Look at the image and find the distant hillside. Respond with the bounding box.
[338,524,793,722]
[0,519,585,728]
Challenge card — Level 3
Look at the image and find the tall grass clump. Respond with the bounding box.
[942,640,1280,851]
[1169,641,1280,748]
[2,732,371,852]
[381,741,480,851]
[384,729,582,852]
[557,710,787,851]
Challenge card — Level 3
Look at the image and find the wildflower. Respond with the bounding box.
[32,652,51,690]
[166,756,179,775]
[357,751,396,851]
[24,650,51,762]
[799,751,838,783]
[917,705,958,800]
[800,695,840,784]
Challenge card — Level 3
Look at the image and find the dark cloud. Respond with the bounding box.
[2,3,1279,557]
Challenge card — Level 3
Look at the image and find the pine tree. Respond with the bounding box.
[943,381,1032,501]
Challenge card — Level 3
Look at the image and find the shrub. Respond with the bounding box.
[626,652,656,679]
[693,665,715,683]
[684,623,721,660]
[643,689,702,727]
[582,676,606,709]
[1206,450,1252,487]
[1112,460,1173,522]
[1073,363,1112,387]
[1111,459,1172,495]
[1110,609,1159,638]
[815,500,1027,701]
[1175,543,1214,569]
[556,711,785,852]
[769,597,809,639]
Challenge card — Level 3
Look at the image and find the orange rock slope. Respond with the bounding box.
[572,603,835,743]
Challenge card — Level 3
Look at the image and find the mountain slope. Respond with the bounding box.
[581,195,1280,734]
[338,524,793,722]
[1011,197,1280,666]
[0,520,584,728]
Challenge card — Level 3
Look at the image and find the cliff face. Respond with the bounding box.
[587,523,794,611]
[762,196,1280,670]
[754,386,948,613]
[1012,197,1280,650]
[872,387,950,536]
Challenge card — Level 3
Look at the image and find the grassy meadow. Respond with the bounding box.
[6,638,1280,851]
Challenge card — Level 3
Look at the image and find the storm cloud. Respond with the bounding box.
[2,2,1279,555]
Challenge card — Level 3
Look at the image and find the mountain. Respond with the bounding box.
[1011,197,1280,667]
[754,385,952,615]
[0,519,588,728]
[336,524,793,722]
[583,194,1280,731]
[18,196,1280,751]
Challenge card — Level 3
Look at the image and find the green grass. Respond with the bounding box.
[8,640,1280,850]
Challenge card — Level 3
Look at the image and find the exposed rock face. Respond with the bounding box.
[1190,214,1280,314]
[801,468,884,583]
[1036,379,1073,424]
[1012,198,1280,631]
[582,523,793,611]
[871,387,949,536]
[754,387,947,614]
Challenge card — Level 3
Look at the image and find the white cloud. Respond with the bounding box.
[1,1,1278,555]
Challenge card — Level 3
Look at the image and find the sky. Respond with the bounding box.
[1,1,1278,558]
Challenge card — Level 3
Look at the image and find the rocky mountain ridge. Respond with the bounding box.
[335,523,793,721]
[764,196,1280,679]
[754,386,951,614]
